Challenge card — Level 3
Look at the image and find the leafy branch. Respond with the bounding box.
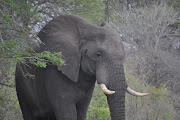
[0,40,65,68]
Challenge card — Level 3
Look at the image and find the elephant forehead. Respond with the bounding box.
[101,31,124,54]
[83,33,106,42]
[104,40,123,54]
[101,30,122,46]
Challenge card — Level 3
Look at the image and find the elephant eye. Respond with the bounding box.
[96,52,102,58]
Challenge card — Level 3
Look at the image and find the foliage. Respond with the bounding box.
[87,85,110,120]
[115,2,180,118]
[0,0,64,119]
[171,0,180,8]
[0,85,22,119]
[69,0,105,24]
[0,66,22,119]
[0,41,64,68]
[125,72,177,120]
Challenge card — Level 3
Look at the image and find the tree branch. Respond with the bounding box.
[0,82,14,88]
[0,32,5,46]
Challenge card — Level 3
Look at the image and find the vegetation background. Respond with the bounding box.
[0,0,180,119]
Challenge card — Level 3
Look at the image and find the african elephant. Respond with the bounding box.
[15,15,148,120]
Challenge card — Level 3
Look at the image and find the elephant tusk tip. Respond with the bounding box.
[144,93,149,96]
[126,87,149,97]
[103,90,115,95]
[107,91,115,94]
[140,93,149,96]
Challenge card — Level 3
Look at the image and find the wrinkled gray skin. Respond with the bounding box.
[15,15,127,120]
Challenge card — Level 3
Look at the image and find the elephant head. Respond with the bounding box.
[37,15,148,120]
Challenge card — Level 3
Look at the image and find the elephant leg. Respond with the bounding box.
[16,84,35,120]
[53,102,77,120]
[35,114,56,120]
[34,110,56,120]
[77,89,94,120]
[18,98,35,120]
[76,99,88,120]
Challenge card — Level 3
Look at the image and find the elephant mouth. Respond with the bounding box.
[99,83,149,96]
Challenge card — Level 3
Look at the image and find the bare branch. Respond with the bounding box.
[0,82,14,88]
[0,32,4,46]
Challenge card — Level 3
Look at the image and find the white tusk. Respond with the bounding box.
[100,84,115,95]
[126,87,149,97]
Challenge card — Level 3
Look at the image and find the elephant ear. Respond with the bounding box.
[37,15,91,82]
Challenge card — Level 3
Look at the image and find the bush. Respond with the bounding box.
[0,79,22,119]
[87,85,110,120]
[125,72,177,120]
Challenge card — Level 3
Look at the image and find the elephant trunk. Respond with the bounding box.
[107,65,126,120]
[96,63,127,120]
[107,92,126,120]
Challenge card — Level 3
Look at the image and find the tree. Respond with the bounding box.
[114,2,180,118]
[0,0,65,119]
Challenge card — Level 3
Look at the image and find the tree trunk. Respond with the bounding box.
[105,0,111,23]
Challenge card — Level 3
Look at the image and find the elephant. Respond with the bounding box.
[15,15,148,120]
